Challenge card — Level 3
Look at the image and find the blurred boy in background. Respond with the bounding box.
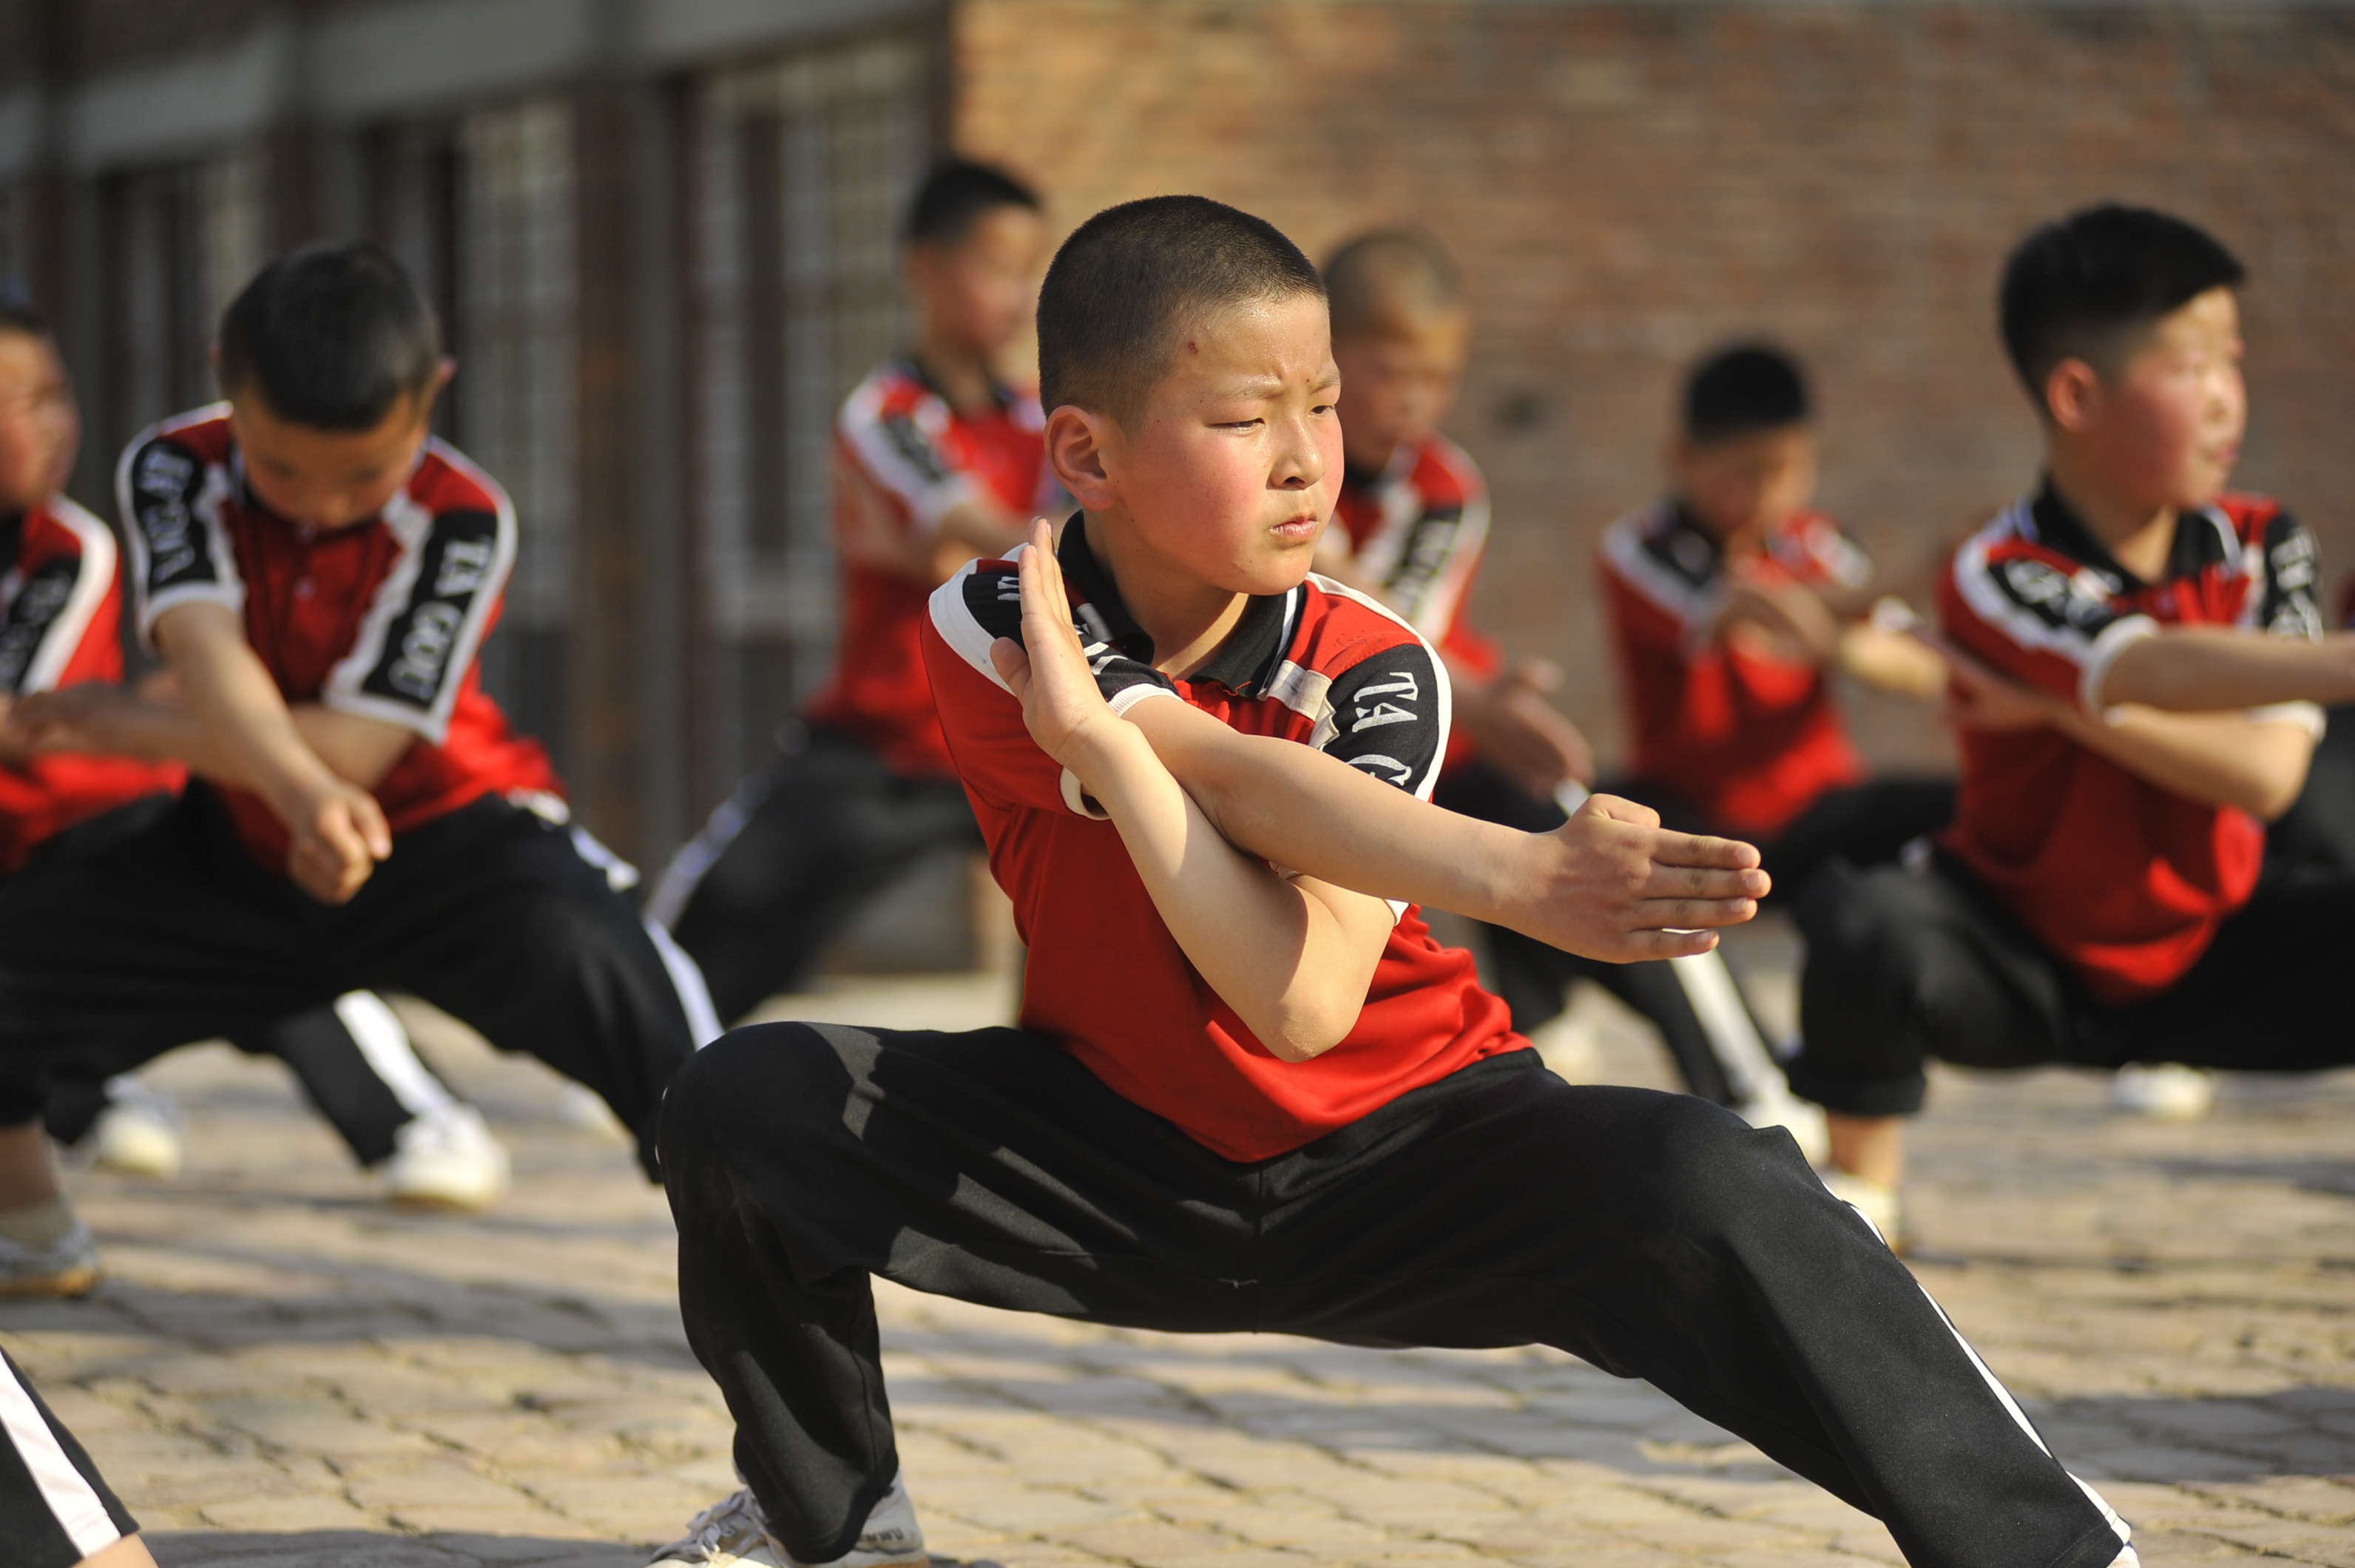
[1790,205,2355,1242]
[1314,232,1817,1144]
[0,300,516,1300]
[0,243,708,1223]
[650,159,1057,1024]
[1598,345,1950,901]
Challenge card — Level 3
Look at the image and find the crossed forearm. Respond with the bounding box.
[2101,627,2355,712]
[1125,700,1520,918]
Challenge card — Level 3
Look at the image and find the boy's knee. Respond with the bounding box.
[660,1022,851,1160]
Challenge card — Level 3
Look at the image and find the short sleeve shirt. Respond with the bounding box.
[1330,436,1501,775]
[1598,500,1870,836]
[920,517,1525,1162]
[802,361,1058,778]
[1940,483,2323,1003]
[0,497,183,873]
[118,407,557,870]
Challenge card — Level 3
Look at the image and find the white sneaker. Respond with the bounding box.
[0,1216,101,1299]
[1731,1084,1829,1168]
[1820,1169,1905,1251]
[652,1475,928,1568]
[89,1075,186,1179]
[2110,1062,2216,1122]
[384,1105,510,1209]
[649,1490,786,1567]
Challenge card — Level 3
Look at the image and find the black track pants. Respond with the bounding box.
[1790,854,2355,1118]
[1,1348,138,1568]
[1433,763,1777,1103]
[663,1021,2131,1568]
[26,992,463,1167]
[649,726,982,1026]
[0,787,699,1178]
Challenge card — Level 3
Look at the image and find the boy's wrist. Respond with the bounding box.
[1056,709,1157,805]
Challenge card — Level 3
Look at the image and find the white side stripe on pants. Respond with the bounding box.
[1837,1197,2137,1564]
[0,1356,118,1558]
[334,990,459,1118]
[507,791,726,1049]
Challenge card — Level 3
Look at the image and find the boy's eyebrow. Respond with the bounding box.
[1214,368,1343,399]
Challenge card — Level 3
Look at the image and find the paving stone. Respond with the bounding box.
[0,981,2350,1564]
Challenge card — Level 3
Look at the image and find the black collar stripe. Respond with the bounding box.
[2028,479,2237,592]
[1055,514,1297,695]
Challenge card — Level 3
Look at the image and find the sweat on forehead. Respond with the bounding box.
[1036,195,1324,423]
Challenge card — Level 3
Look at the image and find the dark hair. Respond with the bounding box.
[1323,228,1461,340]
[216,241,442,430]
[1683,343,1809,445]
[0,299,53,343]
[1038,195,1324,422]
[1998,204,2245,403]
[906,159,1041,249]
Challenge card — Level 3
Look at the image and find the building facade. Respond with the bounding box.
[4,0,2353,873]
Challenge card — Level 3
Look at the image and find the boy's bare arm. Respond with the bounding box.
[1121,700,1766,962]
[2099,626,2355,712]
[1947,638,2317,816]
[146,603,392,903]
[993,527,1393,1059]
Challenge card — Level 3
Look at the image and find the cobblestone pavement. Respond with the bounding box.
[4,930,2353,1567]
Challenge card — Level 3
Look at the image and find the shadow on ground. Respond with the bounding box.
[152,1542,996,1568]
[152,1532,636,1567]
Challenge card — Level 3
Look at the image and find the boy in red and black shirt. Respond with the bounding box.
[1790,206,2355,1232]
[1599,345,1950,897]
[649,198,2134,1568]
[0,243,709,1187]
[1314,231,1808,1131]
[649,160,1058,1023]
[0,302,526,1300]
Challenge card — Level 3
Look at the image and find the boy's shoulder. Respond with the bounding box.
[25,494,113,564]
[844,358,933,419]
[409,438,515,526]
[1399,434,1484,507]
[2212,490,2291,545]
[121,403,234,481]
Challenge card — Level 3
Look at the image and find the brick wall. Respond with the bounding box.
[955,0,2355,770]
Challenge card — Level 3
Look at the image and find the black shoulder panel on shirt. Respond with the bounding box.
[879,409,957,487]
[1320,641,1442,794]
[1641,510,1723,592]
[356,508,501,710]
[961,562,1023,643]
[1985,552,2124,639]
[2254,509,2324,641]
[126,436,217,597]
[0,555,81,695]
[1381,504,1470,625]
[962,560,1177,705]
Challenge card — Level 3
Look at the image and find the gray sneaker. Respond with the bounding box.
[648,1490,786,1567]
[0,1217,101,1298]
[651,1475,929,1568]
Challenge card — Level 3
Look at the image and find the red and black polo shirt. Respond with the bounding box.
[118,406,557,871]
[1940,481,2324,1004]
[922,516,1525,1163]
[1598,499,1871,837]
[0,497,183,873]
[803,359,1058,779]
[1330,434,1502,776]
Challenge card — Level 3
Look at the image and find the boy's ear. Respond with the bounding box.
[1046,404,1121,510]
[2041,356,2105,433]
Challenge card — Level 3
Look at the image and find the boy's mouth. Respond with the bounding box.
[1270,515,1322,544]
